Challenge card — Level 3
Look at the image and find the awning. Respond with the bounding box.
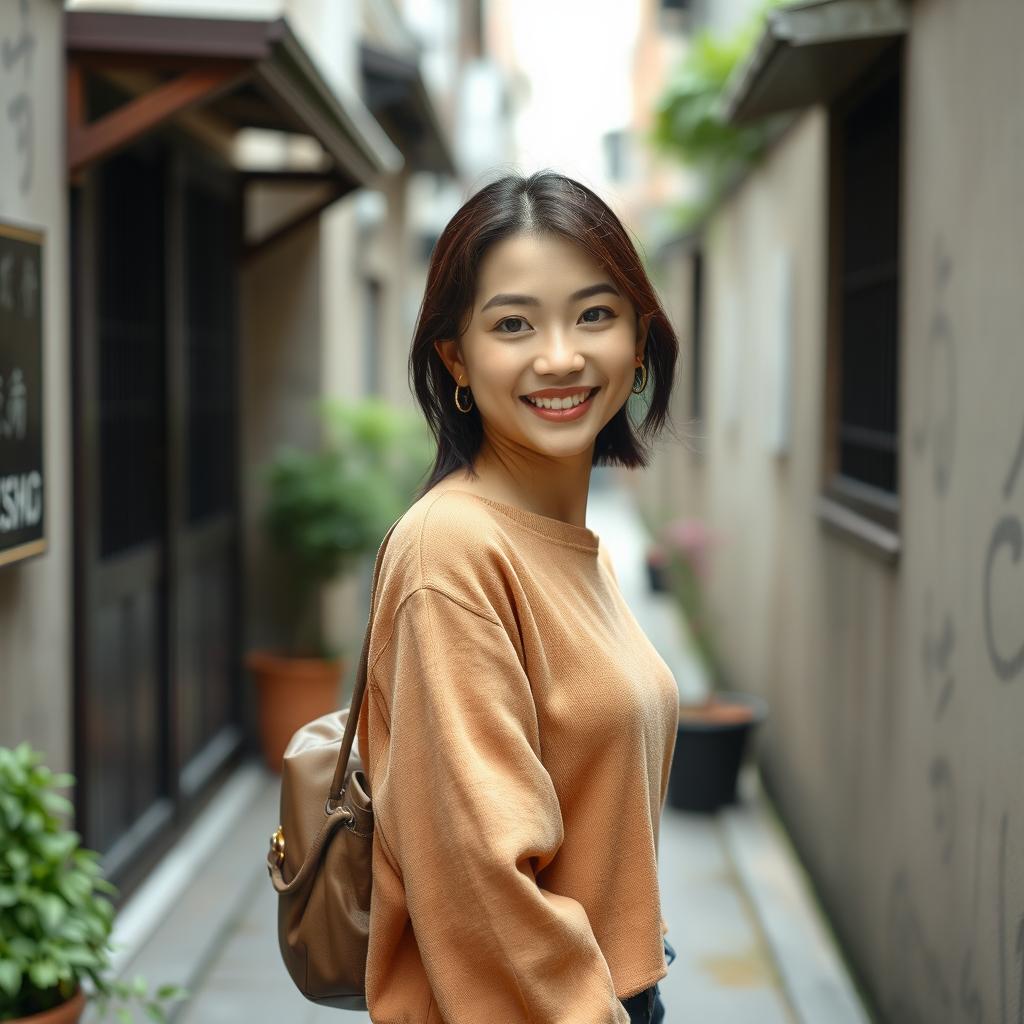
[66,11,404,255]
[361,42,456,176]
[721,0,908,124]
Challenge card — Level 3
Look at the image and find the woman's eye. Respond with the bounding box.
[496,316,530,334]
[495,307,614,333]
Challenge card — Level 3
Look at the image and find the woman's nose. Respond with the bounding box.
[535,330,585,374]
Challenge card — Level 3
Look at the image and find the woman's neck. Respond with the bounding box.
[437,452,593,531]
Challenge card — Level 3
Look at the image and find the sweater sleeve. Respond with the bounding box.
[369,585,630,1024]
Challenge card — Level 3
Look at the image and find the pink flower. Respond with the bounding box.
[645,542,670,567]
[658,517,724,582]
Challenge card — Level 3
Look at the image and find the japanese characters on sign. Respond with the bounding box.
[0,222,43,566]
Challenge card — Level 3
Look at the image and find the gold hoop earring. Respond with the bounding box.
[631,362,648,394]
[454,375,474,413]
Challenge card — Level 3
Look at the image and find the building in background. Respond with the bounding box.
[638,1,1024,1021]
[0,0,512,898]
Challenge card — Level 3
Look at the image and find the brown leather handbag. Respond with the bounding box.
[266,517,401,1009]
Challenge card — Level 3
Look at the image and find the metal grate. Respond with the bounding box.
[98,150,167,557]
[185,180,235,523]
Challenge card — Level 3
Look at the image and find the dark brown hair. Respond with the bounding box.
[409,169,681,500]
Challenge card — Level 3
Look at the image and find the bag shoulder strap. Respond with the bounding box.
[329,515,403,802]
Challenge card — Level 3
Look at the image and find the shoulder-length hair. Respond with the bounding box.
[408,169,681,500]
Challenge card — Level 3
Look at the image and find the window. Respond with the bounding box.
[822,42,903,551]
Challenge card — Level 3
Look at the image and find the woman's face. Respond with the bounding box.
[435,231,645,464]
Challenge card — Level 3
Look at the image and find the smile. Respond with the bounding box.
[519,386,600,421]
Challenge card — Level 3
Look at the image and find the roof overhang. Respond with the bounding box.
[721,0,909,124]
[66,11,404,256]
[66,10,403,179]
[360,41,456,177]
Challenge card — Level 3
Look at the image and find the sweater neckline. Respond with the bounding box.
[441,490,601,553]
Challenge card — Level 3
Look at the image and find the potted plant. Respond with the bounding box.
[246,397,433,772]
[656,516,768,813]
[644,541,672,593]
[0,742,187,1023]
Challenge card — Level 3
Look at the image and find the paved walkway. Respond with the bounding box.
[92,472,870,1024]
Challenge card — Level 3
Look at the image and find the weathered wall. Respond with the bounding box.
[644,2,1024,1019]
[0,0,72,771]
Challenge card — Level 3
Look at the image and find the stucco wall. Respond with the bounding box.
[0,0,72,771]
[880,1,1024,1018]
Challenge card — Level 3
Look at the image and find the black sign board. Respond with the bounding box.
[0,222,44,567]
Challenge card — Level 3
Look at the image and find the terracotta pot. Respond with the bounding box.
[677,695,757,725]
[11,987,86,1024]
[247,650,345,773]
[668,691,768,813]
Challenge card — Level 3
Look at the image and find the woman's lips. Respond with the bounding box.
[519,386,599,422]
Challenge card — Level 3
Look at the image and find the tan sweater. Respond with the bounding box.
[356,487,679,1024]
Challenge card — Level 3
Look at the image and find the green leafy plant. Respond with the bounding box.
[260,396,434,658]
[0,742,188,1022]
[650,0,792,231]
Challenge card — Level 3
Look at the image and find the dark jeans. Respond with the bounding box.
[619,937,676,1024]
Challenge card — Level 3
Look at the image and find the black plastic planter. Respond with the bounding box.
[646,559,671,593]
[667,691,768,813]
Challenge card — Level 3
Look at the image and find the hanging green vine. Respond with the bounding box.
[649,1,793,231]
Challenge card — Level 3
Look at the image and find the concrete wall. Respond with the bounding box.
[238,220,323,659]
[0,0,72,771]
[643,2,1024,1020]
[882,2,1024,1019]
[226,0,395,686]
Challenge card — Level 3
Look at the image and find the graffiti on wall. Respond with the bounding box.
[1,0,35,196]
[911,237,957,498]
[887,233,1024,1023]
[984,413,1024,683]
[887,806,1024,1024]
[922,588,956,722]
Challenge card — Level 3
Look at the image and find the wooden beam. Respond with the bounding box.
[67,63,87,187]
[67,61,86,135]
[68,64,246,176]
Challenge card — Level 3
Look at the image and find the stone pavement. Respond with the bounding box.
[93,472,871,1024]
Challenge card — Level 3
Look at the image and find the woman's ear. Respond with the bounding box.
[636,311,654,363]
[434,339,466,383]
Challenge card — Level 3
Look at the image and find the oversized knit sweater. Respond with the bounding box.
[355,486,680,1024]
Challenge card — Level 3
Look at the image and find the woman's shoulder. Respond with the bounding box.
[377,487,513,615]
[395,485,507,558]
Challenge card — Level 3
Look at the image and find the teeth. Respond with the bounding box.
[525,389,593,410]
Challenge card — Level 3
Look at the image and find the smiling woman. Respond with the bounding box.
[356,170,683,1024]
[408,170,681,511]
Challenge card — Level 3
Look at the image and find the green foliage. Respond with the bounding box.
[260,396,434,657]
[0,743,188,1022]
[650,0,792,230]
[664,549,724,687]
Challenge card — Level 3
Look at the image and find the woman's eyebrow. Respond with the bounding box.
[480,282,621,313]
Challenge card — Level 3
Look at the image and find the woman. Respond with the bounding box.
[355,170,681,1023]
